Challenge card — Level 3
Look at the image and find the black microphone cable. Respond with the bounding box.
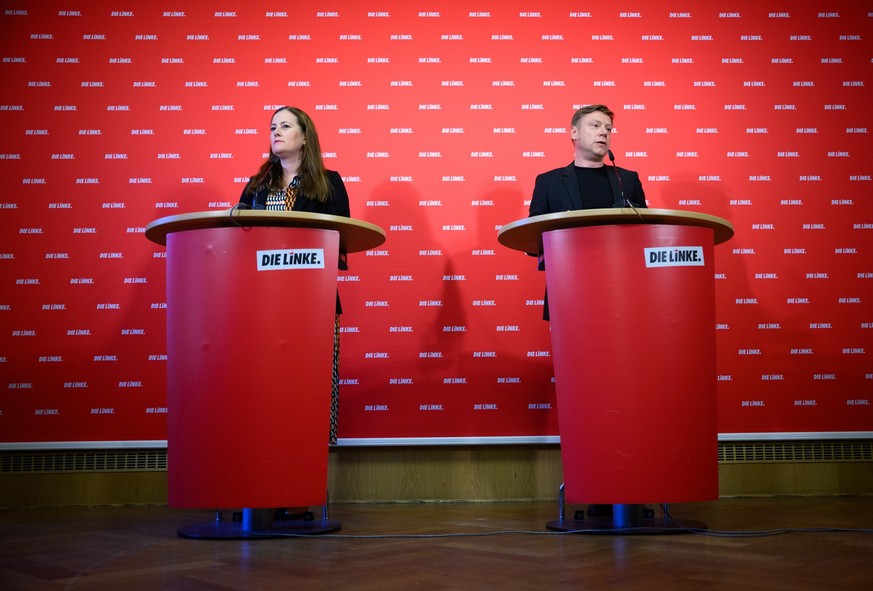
[228,202,251,226]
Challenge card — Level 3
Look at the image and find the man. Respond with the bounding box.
[529,105,647,520]
[528,104,648,320]
[529,104,646,215]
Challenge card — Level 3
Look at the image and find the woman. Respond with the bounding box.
[239,106,349,445]
[239,106,350,218]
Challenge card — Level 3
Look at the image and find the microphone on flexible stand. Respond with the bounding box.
[228,195,265,226]
[607,149,626,207]
[229,202,249,225]
[608,149,643,218]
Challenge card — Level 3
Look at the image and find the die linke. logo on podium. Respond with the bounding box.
[644,246,705,268]
[257,249,325,271]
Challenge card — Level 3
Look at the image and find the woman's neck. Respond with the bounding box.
[279,157,301,185]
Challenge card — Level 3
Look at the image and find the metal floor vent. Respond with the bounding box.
[718,441,872,463]
[1,449,168,474]
[1,442,871,474]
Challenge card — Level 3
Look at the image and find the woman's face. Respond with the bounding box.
[270,110,305,159]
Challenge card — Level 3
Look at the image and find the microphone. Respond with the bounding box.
[607,149,626,208]
[607,150,643,218]
[228,196,264,227]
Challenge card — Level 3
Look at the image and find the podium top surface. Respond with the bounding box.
[497,208,734,253]
[145,209,386,253]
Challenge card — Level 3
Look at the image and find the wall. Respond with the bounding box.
[1,443,871,507]
[1,1,871,449]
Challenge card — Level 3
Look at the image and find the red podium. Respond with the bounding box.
[146,209,385,538]
[498,208,733,532]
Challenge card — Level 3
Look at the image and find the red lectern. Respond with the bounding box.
[498,208,733,533]
[146,209,385,538]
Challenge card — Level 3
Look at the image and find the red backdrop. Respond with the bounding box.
[1,0,871,448]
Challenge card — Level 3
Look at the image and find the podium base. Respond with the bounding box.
[546,516,707,535]
[550,491,707,535]
[178,519,341,539]
[178,508,341,539]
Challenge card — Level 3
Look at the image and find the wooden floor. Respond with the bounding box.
[1,497,872,590]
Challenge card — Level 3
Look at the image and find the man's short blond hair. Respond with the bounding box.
[571,104,615,127]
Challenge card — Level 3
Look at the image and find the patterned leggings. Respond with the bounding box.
[330,314,340,444]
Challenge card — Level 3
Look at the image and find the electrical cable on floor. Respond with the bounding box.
[216,525,873,540]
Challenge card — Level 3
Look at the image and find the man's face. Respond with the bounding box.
[571,111,613,163]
